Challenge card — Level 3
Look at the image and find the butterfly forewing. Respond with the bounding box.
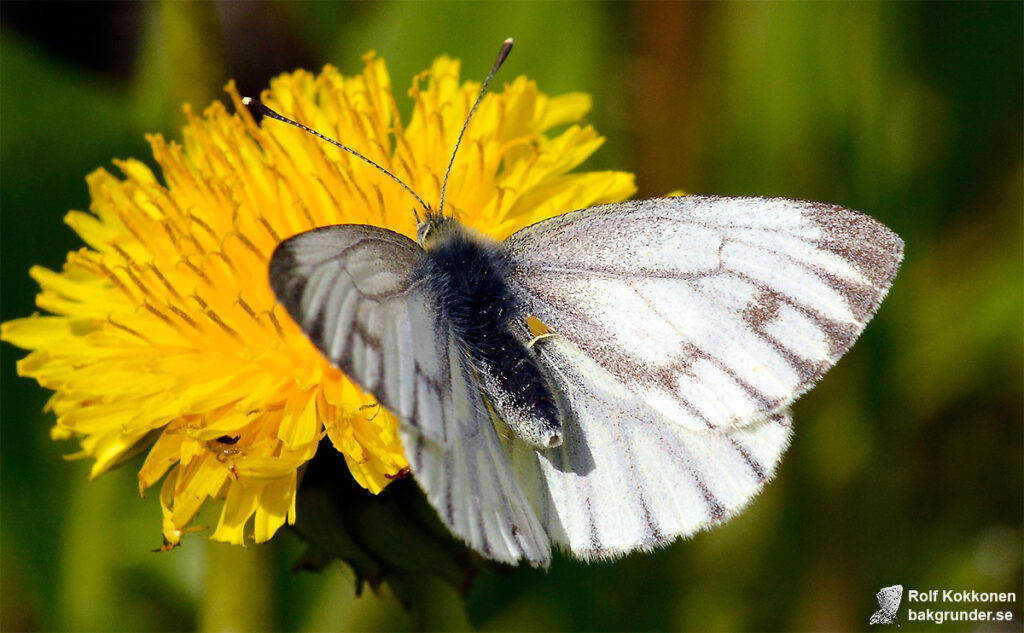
[270,225,428,422]
[878,585,903,612]
[870,584,904,624]
[270,225,551,565]
[505,196,903,433]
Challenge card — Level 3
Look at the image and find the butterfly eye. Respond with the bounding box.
[417,214,457,250]
[416,220,433,245]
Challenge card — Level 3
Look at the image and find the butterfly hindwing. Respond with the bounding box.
[508,333,793,559]
[505,196,903,433]
[401,331,551,565]
[270,225,550,565]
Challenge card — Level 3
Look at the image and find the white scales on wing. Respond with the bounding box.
[256,38,904,567]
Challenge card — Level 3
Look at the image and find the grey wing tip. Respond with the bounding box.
[268,239,294,278]
[267,242,306,312]
[798,199,904,287]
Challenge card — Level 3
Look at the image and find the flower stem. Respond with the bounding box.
[201,542,277,632]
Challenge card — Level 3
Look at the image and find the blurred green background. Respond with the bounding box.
[2,2,1021,631]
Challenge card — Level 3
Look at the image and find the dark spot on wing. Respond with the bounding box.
[477,511,493,557]
[802,201,904,289]
[308,308,327,351]
[444,474,456,527]
[413,435,425,472]
[812,266,881,323]
[693,473,726,523]
[351,319,384,350]
[583,492,602,552]
[652,345,697,392]
[729,438,767,482]
[510,523,527,557]
[277,276,307,316]
[267,243,299,300]
[639,497,664,544]
[732,271,848,383]
[742,289,782,329]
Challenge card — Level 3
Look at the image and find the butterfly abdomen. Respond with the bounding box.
[422,219,563,448]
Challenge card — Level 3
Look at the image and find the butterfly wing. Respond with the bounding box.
[501,196,901,558]
[869,585,903,624]
[505,196,904,432]
[505,333,793,559]
[270,225,551,565]
[878,585,904,612]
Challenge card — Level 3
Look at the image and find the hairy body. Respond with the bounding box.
[419,215,562,448]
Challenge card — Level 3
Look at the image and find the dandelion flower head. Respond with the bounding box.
[2,51,636,548]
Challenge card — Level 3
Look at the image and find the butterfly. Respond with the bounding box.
[254,40,903,567]
[870,585,904,625]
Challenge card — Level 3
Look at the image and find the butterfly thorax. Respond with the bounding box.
[420,216,563,449]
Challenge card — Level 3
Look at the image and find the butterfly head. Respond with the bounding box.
[416,210,462,251]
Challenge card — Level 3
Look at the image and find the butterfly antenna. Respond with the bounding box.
[242,96,429,221]
[437,37,514,218]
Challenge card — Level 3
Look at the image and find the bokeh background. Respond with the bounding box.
[2,2,1021,631]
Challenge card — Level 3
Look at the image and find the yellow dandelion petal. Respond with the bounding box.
[253,476,297,542]
[140,426,185,491]
[535,91,594,131]
[212,477,260,545]
[2,50,635,547]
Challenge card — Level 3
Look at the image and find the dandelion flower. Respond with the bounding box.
[2,51,636,548]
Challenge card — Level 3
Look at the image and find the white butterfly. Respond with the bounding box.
[256,41,904,567]
[268,195,902,566]
[870,584,904,625]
